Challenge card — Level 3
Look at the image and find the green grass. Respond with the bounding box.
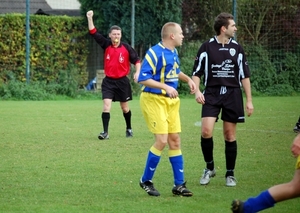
[0,96,299,213]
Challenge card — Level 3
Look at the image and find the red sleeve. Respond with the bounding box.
[89,28,97,34]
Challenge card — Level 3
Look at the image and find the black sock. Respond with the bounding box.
[201,137,214,170]
[123,110,131,129]
[225,140,237,177]
[102,112,110,132]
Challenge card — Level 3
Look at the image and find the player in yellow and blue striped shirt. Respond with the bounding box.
[138,22,196,197]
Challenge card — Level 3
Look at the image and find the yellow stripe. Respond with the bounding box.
[148,48,157,75]
[160,52,166,95]
[149,48,157,63]
[168,149,182,157]
[145,54,156,73]
[161,52,166,83]
[150,146,162,156]
[296,155,300,169]
[158,42,165,49]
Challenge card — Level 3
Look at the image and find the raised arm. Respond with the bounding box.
[86,10,95,30]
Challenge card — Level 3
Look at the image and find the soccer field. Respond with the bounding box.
[0,96,299,212]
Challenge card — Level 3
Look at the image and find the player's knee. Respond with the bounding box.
[120,103,129,112]
[223,131,236,141]
[154,140,168,150]
[168,138,181,149]
[201,129,213,138]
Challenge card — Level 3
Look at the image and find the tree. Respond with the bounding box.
[237,0,300,49]
[79,0,182,56]
[181,0,232,41]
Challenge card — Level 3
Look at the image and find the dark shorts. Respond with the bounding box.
[202,86,245,123]
[101,76,132,102]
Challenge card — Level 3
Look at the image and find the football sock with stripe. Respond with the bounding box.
[141,146,161,182]
[169,149,184,185]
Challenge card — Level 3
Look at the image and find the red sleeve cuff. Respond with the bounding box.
[89,28,97,34]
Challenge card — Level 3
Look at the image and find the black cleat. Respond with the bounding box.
[172,181,193,197]
[139,180,160,196]
[294,123,300,133]
[98,131,109,140]
[231,199,244,213]
[126,129,133,137]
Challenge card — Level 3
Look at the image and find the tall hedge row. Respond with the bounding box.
[0,14,88,88]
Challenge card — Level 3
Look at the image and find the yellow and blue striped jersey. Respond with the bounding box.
[138,42,180,95]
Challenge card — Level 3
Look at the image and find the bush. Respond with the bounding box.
[178,41,205,94]
[0,14,89,88]
[264,84,295,96]
[245,45,277,93]
[0,80,52,100]
[0,76,101,101]
[280,51,300,92]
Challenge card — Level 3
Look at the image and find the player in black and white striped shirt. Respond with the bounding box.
[192,12,254,187]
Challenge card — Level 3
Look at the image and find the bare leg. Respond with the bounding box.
[269,169,300,202]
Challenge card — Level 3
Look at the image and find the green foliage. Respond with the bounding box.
[244,45,277,92]
[55,68,80,98]
[182,0,232,41]
[264,84,295,96]
[79,0,182,47]
[0,14,89,88]
[0,72,101,101]
[237,0,300,48]
[280,51,300,92]
[178,41,204,94]
[244,44,300,94]
[1,1,300,98]
[0,80,52,100]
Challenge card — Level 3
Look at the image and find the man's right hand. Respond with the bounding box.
[195,90,205,105]
[86,10,93,18]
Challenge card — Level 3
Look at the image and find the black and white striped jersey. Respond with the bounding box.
[192,36,250,87]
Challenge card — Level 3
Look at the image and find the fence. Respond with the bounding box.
[181,0,300,93]
[1,0,299,93]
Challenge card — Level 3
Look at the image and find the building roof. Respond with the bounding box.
[45,0,80,10]
[0,0,81,16]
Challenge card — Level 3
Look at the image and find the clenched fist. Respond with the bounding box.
[86,10,93,18]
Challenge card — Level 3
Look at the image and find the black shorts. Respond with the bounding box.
[101,76,132,102]
[202,86,245,123]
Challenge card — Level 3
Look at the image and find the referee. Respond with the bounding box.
[192,12,254,187]
[86,10,141,140]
